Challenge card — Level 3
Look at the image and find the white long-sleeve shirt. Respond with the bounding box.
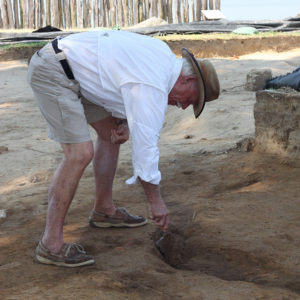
[58,30,182,184]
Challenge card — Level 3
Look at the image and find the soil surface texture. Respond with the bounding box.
[0,45,300,299]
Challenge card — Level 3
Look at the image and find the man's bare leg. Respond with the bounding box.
[41,141,94,253]
[90,117,120,215]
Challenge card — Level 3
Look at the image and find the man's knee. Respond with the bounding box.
[62,142,94,167]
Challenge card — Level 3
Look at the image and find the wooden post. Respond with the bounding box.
[28,0,34,28]
[133,0,138,24]
[83,0,92,28]
[108,0,115,27]
[45,0,50,25]
[94,0,99,27]
[86,0,91,27]
[64,0,71,28]
[138,0,143,22]
[1,0,8,29]
[39,0,45,27]
[83,0,87,27]
[101,0,106,27]
[177,0,181,23]
[157,0,163,19]
[51,0,59,27]
[209,0,213,10]
[202,0,207,10]
[118,0,123,26]
[215,0,220,10]
[77,0,83,28]
[13,0,19,28]
[144,0,149,20]
[184,0,189,23]
[122,0,129,27]
[3,0,15,28]
[151,0,157,17]
[173,0,177,23]
[167,0,172,23]
[58,0,63,27]
[0,7,2,28]
[34,0,39,28]
[190,0,195,22]
[70,0,77,27]
[19,0,24,28]
[195,0,201,21]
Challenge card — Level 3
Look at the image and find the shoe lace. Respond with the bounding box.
[65,243,86,257]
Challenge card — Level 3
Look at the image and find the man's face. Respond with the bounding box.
[168,75,199,110]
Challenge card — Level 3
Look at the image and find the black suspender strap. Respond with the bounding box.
[51,38,75,80]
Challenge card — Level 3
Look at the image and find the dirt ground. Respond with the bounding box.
[0,45,300,299]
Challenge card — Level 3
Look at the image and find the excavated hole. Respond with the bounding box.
[152,225,300,294]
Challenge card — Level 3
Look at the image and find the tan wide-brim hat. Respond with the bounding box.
[182,48,220,118]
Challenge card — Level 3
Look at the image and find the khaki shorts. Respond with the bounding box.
[27,43,110,144]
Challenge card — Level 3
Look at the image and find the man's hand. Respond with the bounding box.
[111,119,129,144]
[140,180,169,232]
[149,199,169,232]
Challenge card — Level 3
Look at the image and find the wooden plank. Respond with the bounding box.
[133,0,138,24]
[28,0,34,28]
[1,0,8,29]
[14,0,20,28]
[144,0,149,20]
[46,0,50,26]
[215,0,220,10]
[70,0,77,28]
[39,0,45,27]
[86,0,92,27]
[184,0,189,23]
[118,0,123,26]
[64,0,71,28]
[94,0,99,27]
[177,0,181,23]
[123,0,129,27]
[0,6,2,28]
[109,0,116,27]
[158,0,163,19]
[5,0,15,28]
[77,0,83,28]
[167,0,173,23]
[151,0,157,17]
[138,0,143,22]
[190,0,195,22]
[58,0,63,27]
[196,0,201,21]
[34,0,39,28]
[19,0,24,28]
[51,0,60,27]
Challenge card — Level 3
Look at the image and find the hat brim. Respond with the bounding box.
[182,48,206,118]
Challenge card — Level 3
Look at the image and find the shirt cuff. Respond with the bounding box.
[125,170,161,185]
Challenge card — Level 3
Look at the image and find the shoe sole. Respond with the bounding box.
[35,255,95,267]
[89,219,148,228]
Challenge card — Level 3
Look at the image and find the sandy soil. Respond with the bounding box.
[0,48,300,300]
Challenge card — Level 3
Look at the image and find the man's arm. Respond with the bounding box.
[140,180,169,232]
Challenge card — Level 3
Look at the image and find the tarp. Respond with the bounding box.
[265,67,300,92]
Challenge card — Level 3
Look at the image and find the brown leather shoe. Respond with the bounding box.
[89,207,147,228]
[34,241,94,267]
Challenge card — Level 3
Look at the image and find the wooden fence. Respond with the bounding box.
[0,0,221,30]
